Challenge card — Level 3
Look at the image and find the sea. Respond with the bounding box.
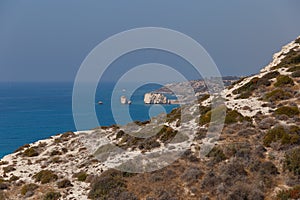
[0,82,178,158]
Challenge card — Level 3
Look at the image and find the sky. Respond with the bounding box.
[0,0,300,82]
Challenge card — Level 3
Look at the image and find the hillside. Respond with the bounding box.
[1,36,300,200]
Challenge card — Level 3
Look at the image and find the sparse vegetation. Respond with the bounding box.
[263,125,300,147]
[284,148,300,175]
[43,191,61,200]
[274,75,294,87]
[207,146,226,163]
[276,185,300,200]
[291,70,300,78]
[75,171,88,182]
[88,169,127,199]
[33,170,58,184]
[57,179,73,188]
[275,106,299,117]
[23,147,39,157]
[233,77,271,99]
[265,89,293,101]
[273,49,300,69]
[21,183,38,196]
[2,165,15,173]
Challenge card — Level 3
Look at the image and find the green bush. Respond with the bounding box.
[284,148,300,175]
[23,147,39,157]
[75,171,88,182]
[263,125,300,147]
[274,75,294,87]
[291,70,300,78]
[275,106,299,117]
[43,191,61,200]
[265,89,292,101]
[33,170,58,184]
[21,183,38,195]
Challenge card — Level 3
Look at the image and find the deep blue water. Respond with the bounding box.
[0,82,177,158]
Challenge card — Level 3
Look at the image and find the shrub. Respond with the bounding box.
[50,150,61,156]
[158,126,177,143]
[33,170,58,184]
[3,165,15,173]
[284,148,300,175]
[43,191,61,200]
[262,71,280,79]
[287,66,300,72]
[88,169,126,199]
[166,107,181,123]
[263,125,300,147]
[57,179,73,188]
[276,185,300,200]
[265,89,292,101]
[14,144,30,153]
[273,49,300,69]
[199,105,226,125]
[259,161,278,175]
[0,161,8,166]
[23,147,39,157]
[21,183,38,195]
[274,75,294,87]
[233,77,271,98]
[116,130,125,139]
[75,171,88,182]
[275,106,299,117]
[181,167,203,182]
[198,94,210,103]
[291,70,300,78]
[207,147,226,163]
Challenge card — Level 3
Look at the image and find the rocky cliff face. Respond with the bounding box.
[1,36,300,200]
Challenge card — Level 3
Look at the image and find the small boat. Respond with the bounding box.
[98,101,103,105]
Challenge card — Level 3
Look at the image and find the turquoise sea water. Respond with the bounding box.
[0,82,178,158]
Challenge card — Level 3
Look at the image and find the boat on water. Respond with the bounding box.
[98,101,103,105]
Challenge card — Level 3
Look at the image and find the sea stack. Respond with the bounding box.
[120,96,131,104]
[144,93,169,104]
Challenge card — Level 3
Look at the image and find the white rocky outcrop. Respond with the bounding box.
[144,93,169,104]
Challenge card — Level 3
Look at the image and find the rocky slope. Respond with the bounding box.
[1,36,300,200]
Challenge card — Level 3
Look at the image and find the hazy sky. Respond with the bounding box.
[0,0,300,82]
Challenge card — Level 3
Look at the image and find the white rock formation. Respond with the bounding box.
[120,96,131,104]
[144,93,169,104]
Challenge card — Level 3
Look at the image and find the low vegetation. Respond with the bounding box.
[21,183,38,196]
[277,185,300,200]
[43,191,61,200]
[284,148,300,175]
[272,49,300,69]
[265,89,293,102]
[233,76,271,99]
[23,147,39,157]
[274,106,299,117]
[263,125,300,147]
[33,170,58,184]
[75,171,88,182]
[274,75,294,87]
